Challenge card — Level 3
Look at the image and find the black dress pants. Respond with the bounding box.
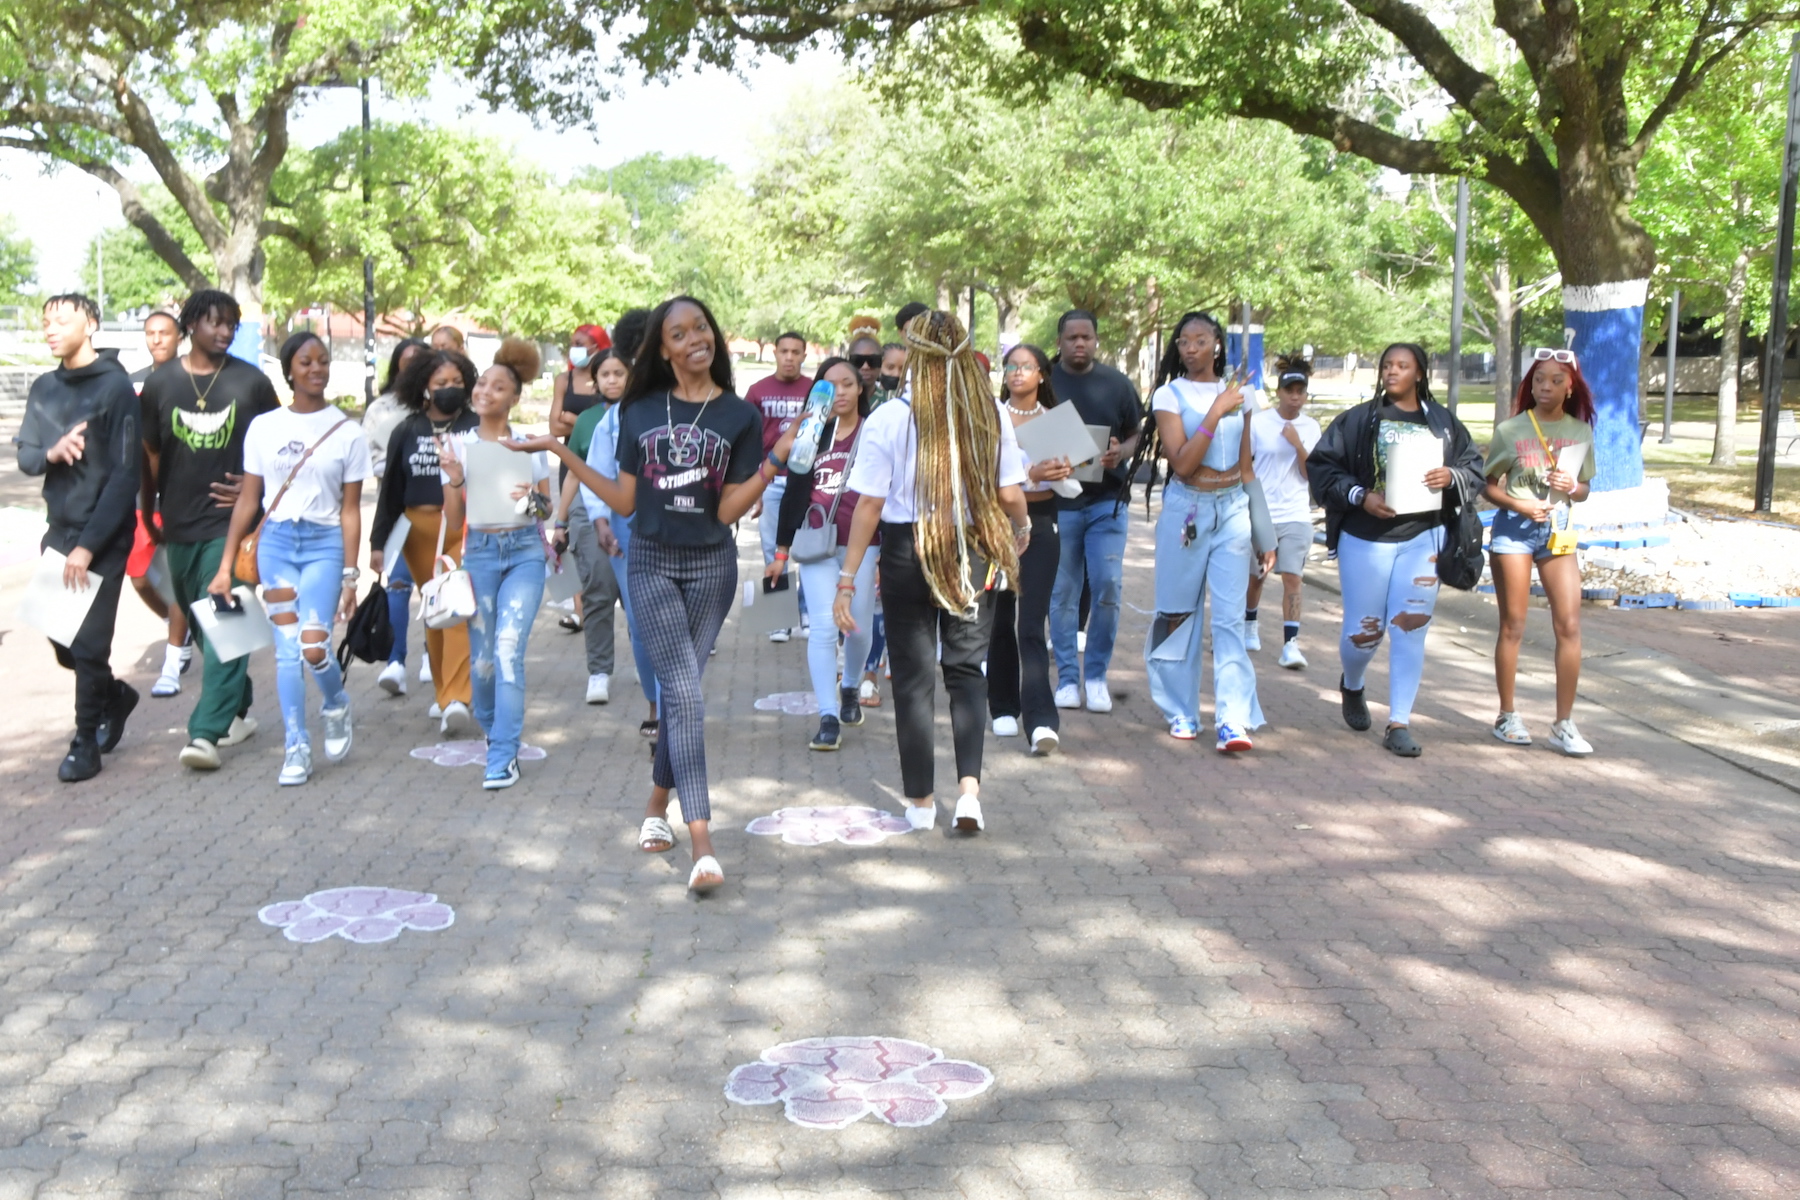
[879,522,995,799]
[987,503,1060,733]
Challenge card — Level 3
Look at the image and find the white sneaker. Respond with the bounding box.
[441,700,472,735]
[586,673,611,705]
[1548,718,1593,756]
[428,702,443,720]
[1493,711,1532,746]
[905,802,937,831]
[178,738,220,771]
[769,628,791,644]
[953,793,984,832]
[418,657,432,685]
[1030,726,1059,756]
[278,743,312,786]
[322,701,352,763]
[1278,641,1307,670]
[219,715,258,747]
[1054,683,1081,709]
[378,661,408,696]
[1084,680,1113,713]
[992,715,1019,737]
[1245,622,1261,651]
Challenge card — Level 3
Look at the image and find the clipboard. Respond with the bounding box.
[738,570,801,636]
[463,441,537,527]
[1072,424,1113,483]
[1549,442,1588,504]
[543,554,582,603]
[1385,434,1443,515]
[18,550,104,647]
[381,514,412,578]
[189,586,275,663]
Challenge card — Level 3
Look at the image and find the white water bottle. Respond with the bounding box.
[785,380,836,474]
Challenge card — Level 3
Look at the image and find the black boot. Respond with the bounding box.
[839,686,863,726]
[58,734,102,783]
[97,680,140,754]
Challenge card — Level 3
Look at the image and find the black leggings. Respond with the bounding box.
[879,522,995,799]
[988,504,1059,733]
[627,535,736,824]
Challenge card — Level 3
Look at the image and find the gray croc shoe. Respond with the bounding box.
[1382,725,1422,757]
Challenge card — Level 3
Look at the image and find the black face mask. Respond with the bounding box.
[429,386,468,413]
[877,373,900,392]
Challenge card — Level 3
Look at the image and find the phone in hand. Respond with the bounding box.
[762,571,791,595]
[211,592,244,616]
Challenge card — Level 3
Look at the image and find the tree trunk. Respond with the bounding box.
[1713,248,1752,466]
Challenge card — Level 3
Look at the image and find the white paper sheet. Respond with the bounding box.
[463,441,538,527]
[1014,403,1107,475]
[543,555,582,603]
[18,550,103,647]
[146,546,177,608]
[1385,435,1444,515]
[1072,424,1114,483]
[1549,442,1588,504]
[381,513,412,578]
[738,572,801,636]
[188,586,275,663]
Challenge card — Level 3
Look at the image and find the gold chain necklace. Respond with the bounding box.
[185,354,224,411]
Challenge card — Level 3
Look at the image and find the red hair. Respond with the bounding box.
[1514,356,1594,425]
[572,323,611,354]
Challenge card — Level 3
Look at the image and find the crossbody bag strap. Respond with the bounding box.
[820,421,867,528]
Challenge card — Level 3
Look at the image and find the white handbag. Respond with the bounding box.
[790,423,863,564]
[419,514,476,630]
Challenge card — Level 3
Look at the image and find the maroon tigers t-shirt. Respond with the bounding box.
[805,427,864,545]
[745,372,812,455]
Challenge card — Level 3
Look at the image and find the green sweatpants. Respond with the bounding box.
[167,538,254,743]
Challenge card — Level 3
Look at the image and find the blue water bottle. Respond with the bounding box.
[785,379,836,474]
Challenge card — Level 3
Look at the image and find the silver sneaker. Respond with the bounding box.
[322,701,352,763]
[278,743,312,786]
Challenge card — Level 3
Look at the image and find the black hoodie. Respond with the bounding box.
[15,348,140,573]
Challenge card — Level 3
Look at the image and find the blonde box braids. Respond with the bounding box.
[902,310,1019,614]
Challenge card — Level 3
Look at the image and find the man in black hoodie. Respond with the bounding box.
[15,294,141,782]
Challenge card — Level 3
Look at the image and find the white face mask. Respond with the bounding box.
[569,346,591,368]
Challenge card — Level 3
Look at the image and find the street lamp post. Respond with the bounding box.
[1447,177,1469,414]
[1756,33,1800,512]
[1661,288,1680,444]
[362,71,376,408]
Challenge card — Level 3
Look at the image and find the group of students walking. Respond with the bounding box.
[20,288,1599,892]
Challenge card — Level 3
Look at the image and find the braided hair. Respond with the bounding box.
[1374,343,1434,407]
[1124,310,1228,516]
[904,310,1020,613]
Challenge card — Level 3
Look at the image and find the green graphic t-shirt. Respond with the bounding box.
[1484,410,1596,501]
[140,356,281,544]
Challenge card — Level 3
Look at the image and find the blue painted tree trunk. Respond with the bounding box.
[1562,282,1648,492]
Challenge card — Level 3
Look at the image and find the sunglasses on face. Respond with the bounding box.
[849,354,881,369]
[1533,348,1577,365]
[1001,363,1037,375]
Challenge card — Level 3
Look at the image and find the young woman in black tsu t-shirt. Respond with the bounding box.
[519,296,799,893]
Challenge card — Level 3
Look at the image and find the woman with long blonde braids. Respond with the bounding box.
[837,310,1030,833]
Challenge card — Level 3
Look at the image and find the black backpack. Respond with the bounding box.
[1436,475,1486,590]
[337,580,395,672]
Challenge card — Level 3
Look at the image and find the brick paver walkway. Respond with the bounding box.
[0,506,1796,1198]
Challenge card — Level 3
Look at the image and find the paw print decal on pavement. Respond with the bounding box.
[258,887,456,943]
[725,1036,993,1129]
[753,691,820,715]
[409,740,548,766]
[746,806,913,846]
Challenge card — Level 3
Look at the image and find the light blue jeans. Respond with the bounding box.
[1337,526,1444,726]
[464,526,547,775]
[610,514,660,709]
[758,475,805,619]
[1050,499,1127,687]
[1145,481,1264,730]
[797,547,878,717]
[257,519,350,751]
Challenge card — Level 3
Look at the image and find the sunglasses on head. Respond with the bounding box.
[1532,348,1577,365]
[849,354,881,369]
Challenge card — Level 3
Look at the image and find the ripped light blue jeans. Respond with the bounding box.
[1144,481,1264,731]
[257,519,350,751]
[464,526,547,775]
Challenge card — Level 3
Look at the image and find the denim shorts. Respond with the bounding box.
[1489,508,1553,560]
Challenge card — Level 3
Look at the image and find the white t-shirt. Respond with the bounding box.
[439,430,551,528]
[1150,379,1249,474]
[1250,407,1322,524]
[242,405,371,526]
[846,397,1029,523]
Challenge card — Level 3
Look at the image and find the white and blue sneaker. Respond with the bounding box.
[1216,723,1253,753]
[1169,717,1199,741]
[483,758,521,790]
[278,743,312,786]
